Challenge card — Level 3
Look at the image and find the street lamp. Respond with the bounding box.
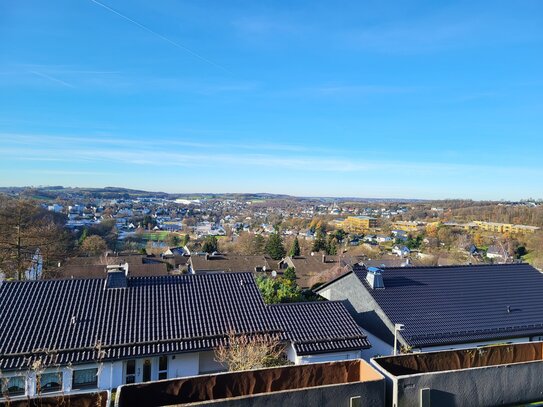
[393,324,405,356]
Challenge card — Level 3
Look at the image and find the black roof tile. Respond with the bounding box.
[269,301,370,355]
[352,263,543,347]
[0,273,278,370]
[0,273,368,370]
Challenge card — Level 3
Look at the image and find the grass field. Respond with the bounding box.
[141,231,171,241]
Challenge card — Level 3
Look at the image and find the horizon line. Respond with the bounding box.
[0,185,541,202]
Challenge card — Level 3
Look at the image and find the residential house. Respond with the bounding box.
[0,272,370,400]
[361,255,412,269]
[391,230,407,242]
[375,235,392,243]
[486,245,507,261]
[363,235,377,243]
[56,254,169,279]
[46,203,63,213]
[161,247,190,272]
[466,244,481,256]
[188,253,275,275]
[279,255,339,288]
[317,263,543,357]
[162,247,187,257]
[391,245,410,257]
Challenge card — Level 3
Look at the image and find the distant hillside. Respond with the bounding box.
[0,186,426,202]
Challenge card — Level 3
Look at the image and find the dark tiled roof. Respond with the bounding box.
[269,301,370,355]
[56,263,170,279]
[190,255,274,273]
[57,255,169,278]
[352,263,543,348]
[0,273,278,370]
[0,273,369,370]
[284,255,361,288]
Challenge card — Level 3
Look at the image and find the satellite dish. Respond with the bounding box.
[271,270,277,278]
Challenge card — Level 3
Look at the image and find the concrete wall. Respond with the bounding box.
[115,359,385,407]
[387,362,543,407]
[6,391,110,407]
[180,380,384,407]
[371,342,543,407]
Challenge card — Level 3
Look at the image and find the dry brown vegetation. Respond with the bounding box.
[214,331,290,372]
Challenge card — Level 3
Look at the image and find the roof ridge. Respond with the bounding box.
[268,300,344,307]
[376,262,529,271]
[1,271,257,285]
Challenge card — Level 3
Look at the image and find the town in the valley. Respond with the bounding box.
[1,187,543,406]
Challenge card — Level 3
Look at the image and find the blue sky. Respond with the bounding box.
[0,0,542,199]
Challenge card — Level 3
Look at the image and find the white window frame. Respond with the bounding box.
[37,371,63,394]
[1,375,26,397]
[124,360,136,384]
[72,367,98,390]
[158,356,168,380]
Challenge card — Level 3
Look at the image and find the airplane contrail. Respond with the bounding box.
[28,70,75,88]
[89,0,228,72]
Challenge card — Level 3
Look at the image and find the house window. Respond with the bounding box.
[350,396,362,407]
[125,360,136,384]
[158,356,168,380]
[37,372,62,393]
[1,376,25,396]
[72,368,98,389]
[142,359,151,382]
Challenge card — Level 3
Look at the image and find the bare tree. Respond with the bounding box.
[214,331,289,372]
[0,197,71,280]
[80,235,107,256]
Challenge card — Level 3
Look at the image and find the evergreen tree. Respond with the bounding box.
[265,233,286,260]
[326,237,338,255]
[166,233,181,247]
[78,227,88,246]
[312,230,327,252]
[288,237,301,257]
[180,234,190,247]
[252,234,266,255]
[201,236,218,253]
[283,266,297,283]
